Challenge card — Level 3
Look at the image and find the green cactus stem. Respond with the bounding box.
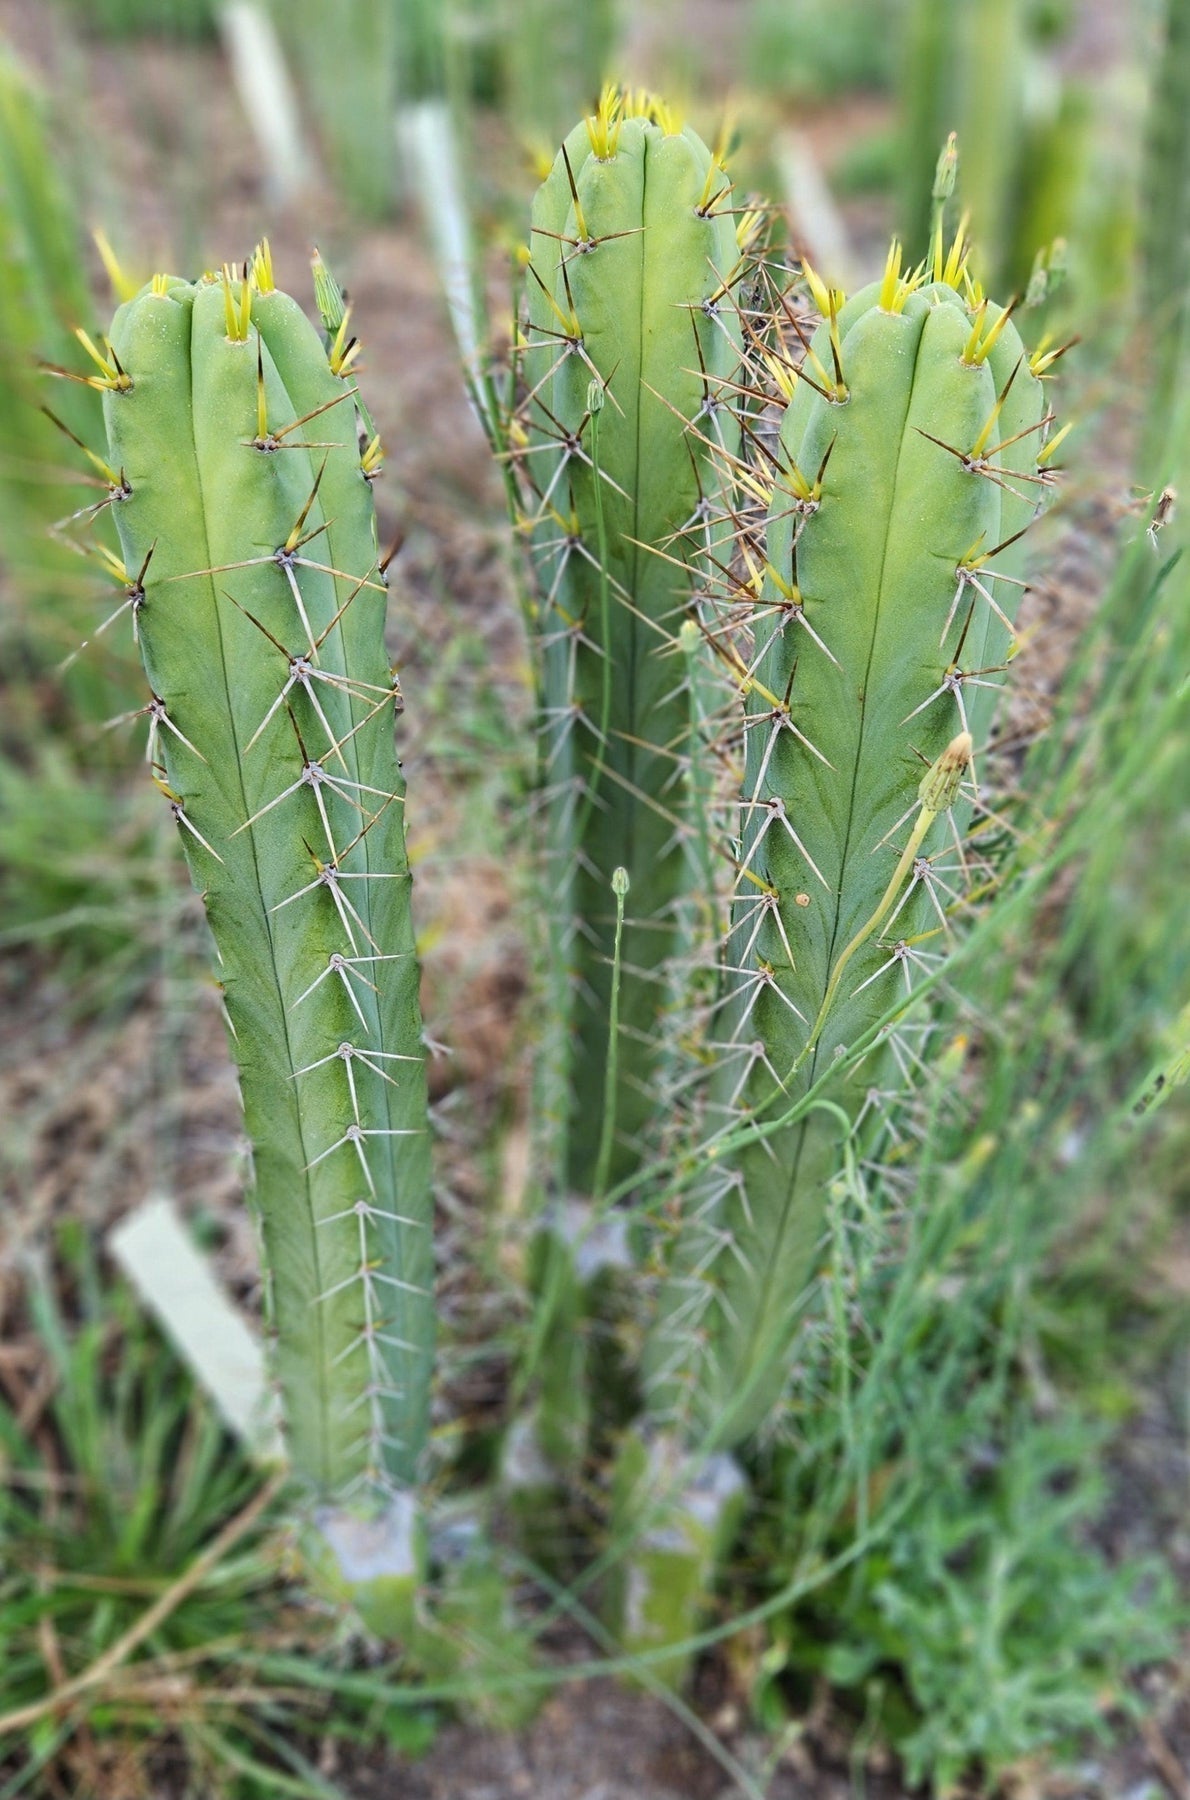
[500,1201,635,1570]
[647,236,1058,1449]
[96,249,433,1510]
[515,87,744,1199]
[607,1435,746,1689]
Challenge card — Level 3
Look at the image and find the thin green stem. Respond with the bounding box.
[794,801,937,1080]
[592,866,629,1201]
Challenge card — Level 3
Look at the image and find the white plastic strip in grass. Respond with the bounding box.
[109,1195,283,1463]
[775,127,857,290]
[217,1,312,205]
[396,97,488,423]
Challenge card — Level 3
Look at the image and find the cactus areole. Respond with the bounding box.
[100,257,433,1508]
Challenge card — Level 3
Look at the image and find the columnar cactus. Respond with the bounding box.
[97,252,433,1509]
[646,234,1059,1449]
[516,87,743,1198]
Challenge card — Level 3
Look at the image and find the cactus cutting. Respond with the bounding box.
[97,254,433,1513]
[512,87,745,1199]
[645,224,1057,1450]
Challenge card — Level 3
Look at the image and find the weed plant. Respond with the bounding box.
[0,748,177,1017]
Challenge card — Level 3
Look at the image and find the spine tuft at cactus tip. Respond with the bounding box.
[646,227,1062,1450]
[95,252,433,1517]
[513,86,745,1199]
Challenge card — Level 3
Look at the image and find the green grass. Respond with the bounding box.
[0,748,183,1019]
[0,1224,438,1800]
[760,1416,1177,1792]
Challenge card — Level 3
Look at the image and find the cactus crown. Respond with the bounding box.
[584,83,688,156]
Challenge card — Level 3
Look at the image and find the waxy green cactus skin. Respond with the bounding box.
[100,268,433,1503]
[648,271,1049,1447]
[519,97,742,1197]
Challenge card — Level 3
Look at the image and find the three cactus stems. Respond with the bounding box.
[67,92,1061,1618]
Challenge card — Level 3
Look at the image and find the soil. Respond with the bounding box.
[0,4,1186,1798]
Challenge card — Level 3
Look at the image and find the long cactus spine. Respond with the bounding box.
[515,89,743,1198]
[647,237,1056,1448]
[97,255,433,1508]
